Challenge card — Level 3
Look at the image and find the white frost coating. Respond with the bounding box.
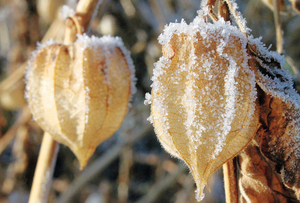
[61,5,76,20]
[85,86,90,124]
[151,56,181,158]
[195,186,206,201]
[24,39,57,103]
[76,34,137,102]
[249,36,285,65]
[144,93,151,105]
[213,61,239,159]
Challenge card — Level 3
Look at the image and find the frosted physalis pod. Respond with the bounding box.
[148,10,259,201]
[26,34,136,169]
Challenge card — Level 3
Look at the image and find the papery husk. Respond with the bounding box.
[26,35,135,169]
[150,18,259,201]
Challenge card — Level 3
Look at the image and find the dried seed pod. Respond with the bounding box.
[26,35,136,169]
[148,17,259,201]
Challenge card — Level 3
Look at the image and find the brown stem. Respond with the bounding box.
[28,132,59,203]
[0,107,31,155]
[272,0,283,53]
[224,0,248,37]
[223,158,238,203]
[64,0,102,44]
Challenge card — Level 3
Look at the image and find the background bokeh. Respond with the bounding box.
[0,0,299,202]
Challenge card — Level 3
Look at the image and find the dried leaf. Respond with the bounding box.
[26,35,136,169]
[238,141,297,203]
[149,16,259,201]
[248,40,300,200]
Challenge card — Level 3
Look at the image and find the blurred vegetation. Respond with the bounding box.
[0,0,299,202]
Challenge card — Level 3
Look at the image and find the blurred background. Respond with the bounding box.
[0,0,299,202]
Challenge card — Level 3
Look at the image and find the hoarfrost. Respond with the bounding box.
[213,60,239,158]
[25,39,57,102]
[76,34,137,103]
[61,5,75,20]
[85,86,90,124]
[144,93,151,105]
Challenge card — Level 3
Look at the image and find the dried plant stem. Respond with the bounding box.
[273,0,283,53]
[223,158,238,203]
[64,0,102,44]
[29,132,59,203]
[136,163,187,203]
[0,107,31,155]
[118,145,133,203]
[224,0,248,36]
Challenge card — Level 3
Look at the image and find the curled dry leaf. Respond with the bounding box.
[148,15,259,201]
[247,41,300,200]
[238,141,297,203]
[26,35,136,169]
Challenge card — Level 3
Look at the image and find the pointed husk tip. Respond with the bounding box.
[71,146,96,170]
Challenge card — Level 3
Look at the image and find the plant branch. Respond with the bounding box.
[28,132,59,203]
[0,107,31,155]
[223,158,238,203]
[136,163,187,203]
[64,0,102,44]
[273,0,283,53]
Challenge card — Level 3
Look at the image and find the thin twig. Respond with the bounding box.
[56,125,152,203]
[135,163,187,203]
[224,0,248,36]
[223,158,238,203]
[64,0,102,44]
[118,131,133,203]
[28,132,59,203]
[273,0,283,53]
[0,107,31,155]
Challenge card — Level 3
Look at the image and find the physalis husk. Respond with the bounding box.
[148,15,259,201]
[26,34,136,169]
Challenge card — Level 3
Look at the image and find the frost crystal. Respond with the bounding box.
[76,34,137,103]
[144,93,151,105]
[61,5,76,20]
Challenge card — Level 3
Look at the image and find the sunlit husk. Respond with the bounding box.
[150,18,259,201]
[26,36,134,169]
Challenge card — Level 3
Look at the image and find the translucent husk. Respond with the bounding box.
[26,36,133,169]
[150,17,259,200]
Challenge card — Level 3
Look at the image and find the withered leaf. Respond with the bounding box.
[248,41,300,200]
[238,141,298,203]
